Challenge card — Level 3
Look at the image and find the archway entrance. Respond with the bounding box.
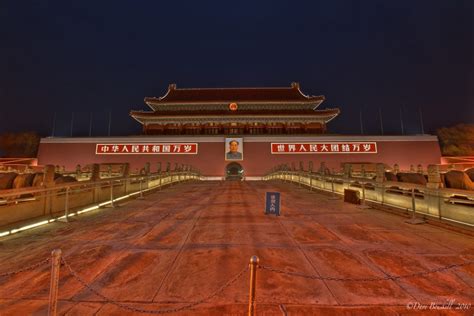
[225,162,244,180]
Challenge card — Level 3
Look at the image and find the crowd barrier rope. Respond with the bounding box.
[1,251,473,316]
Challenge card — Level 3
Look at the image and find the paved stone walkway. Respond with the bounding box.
[0,181,473,315]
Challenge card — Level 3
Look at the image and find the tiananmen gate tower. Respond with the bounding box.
[37,83,442,178]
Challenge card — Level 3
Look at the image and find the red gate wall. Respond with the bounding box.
[37,135,441,177]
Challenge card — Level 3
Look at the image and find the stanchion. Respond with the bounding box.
[406,188,425,224]
[58,187,70,222]
[103,180,119,208]
[109,180,115,208]
[309,174,313,191]
[380,183,385,205]
[328,178,339,200]
[137,177,145,200]
[248,255,259,316]
[358,182,371,209]
[48,249,61,316]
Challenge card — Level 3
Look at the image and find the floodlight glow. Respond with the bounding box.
[10,220,50,234]
[0,181,175,239]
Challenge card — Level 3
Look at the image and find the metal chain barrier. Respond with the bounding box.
[61,256,248,314]
[258,260,474,282]
[0,257,50,278]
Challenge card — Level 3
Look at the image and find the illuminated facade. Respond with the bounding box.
[130,83,340,135]
[38,83,442,178]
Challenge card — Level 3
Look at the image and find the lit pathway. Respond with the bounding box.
[0,181,473,315]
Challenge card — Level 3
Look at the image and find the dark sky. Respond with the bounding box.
[1,1,473,137]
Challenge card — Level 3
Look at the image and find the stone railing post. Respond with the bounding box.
[417,164,423,174]
[427,164,441,189]
[122,163,130,194]
[361,164,366,178]
[43,165,56,216]
[426,164,441,218]
[375,163,385,204]
[393,164,399,174]
[144,162,151,189]
[90,164,101,203]
[319,162,326,175]
[75,164,81,179]
[343,164,352,178]
[44,165,56,187]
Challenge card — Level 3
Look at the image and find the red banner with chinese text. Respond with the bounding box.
[96,143,198,155]
[271,142,377,154]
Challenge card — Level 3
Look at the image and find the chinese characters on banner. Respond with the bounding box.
[95,143,198,155]
[265,192,281,216]
[271,142,377,154]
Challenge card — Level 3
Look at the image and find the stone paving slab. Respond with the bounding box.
[0,180,473,315]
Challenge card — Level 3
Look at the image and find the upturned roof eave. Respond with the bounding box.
[144,98,325,107]
[129,111,340,124]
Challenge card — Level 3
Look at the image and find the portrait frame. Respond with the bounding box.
[225,137,244,161]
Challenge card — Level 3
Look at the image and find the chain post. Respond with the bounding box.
[248,255,259,316]
[48,249,62,316]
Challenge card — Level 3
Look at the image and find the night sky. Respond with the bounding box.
[1,1,473,137]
